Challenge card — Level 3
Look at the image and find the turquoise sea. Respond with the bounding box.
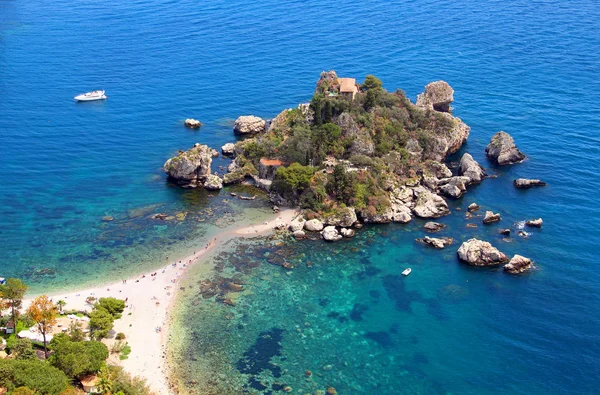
[1,0,600,394]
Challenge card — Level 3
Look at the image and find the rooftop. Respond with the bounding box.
[339,78,358,93]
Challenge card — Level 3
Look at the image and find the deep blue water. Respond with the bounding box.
[1,0,600,393]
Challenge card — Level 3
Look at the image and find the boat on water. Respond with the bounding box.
[402,268,412,276]
[74,90,107,101]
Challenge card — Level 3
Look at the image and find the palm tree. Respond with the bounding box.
[97,366,113,395]
[56,300,66,314]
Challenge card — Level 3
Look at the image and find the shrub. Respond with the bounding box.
[115,332,126,341]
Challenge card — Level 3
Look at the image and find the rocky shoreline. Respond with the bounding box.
[163,71,546,274]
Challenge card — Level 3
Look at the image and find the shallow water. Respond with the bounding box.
[2,0,600,393]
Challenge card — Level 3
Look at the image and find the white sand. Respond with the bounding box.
[22,208,297,395]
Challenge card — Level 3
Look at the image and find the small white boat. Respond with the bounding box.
[402,268,412,276]
[74,90,107,101]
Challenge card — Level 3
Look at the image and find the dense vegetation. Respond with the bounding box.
[234,73,456,218]
[0,279,151,395]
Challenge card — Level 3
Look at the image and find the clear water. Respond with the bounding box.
[2,0,600,393]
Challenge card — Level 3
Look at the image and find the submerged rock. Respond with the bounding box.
[459,153,486,183]
[499,228,511,236]
[485,131,526,165]
[321,226,342,241]
[293,230,306,240]
[457,238,509,266]
[514,178,547,188]
[423,221,445,233]
[504,254,533,274]
[526,218,543,228]
[482,211,501,224]
[233,115,266,135]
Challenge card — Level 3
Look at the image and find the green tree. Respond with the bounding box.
[0,359,69,395]
[13,338,36,360]
[324,100,333,123]
[97,366,113,395]
[0,278,28,325]
[107,365,152,395]
[96,297,126,319]
[56,300,66,314]
[310,95,323,126]
[272,163,315,199]
[361,75,383,91]
[68,320,85,342]
[26,294,57,359]
[89,308,114,340]
[327,164,357,204]
[49,333,108,380]
[12,387,36,395]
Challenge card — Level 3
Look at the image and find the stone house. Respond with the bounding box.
[338,78,360,100]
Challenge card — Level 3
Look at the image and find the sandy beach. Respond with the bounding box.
[22,208,297,394]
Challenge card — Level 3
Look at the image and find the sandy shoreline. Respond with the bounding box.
[22,208,297,395]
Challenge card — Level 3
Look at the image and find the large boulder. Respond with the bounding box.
[323,207,357,227]
[164,143,213,186]
[514,178,547,189]
[482,211,501,224]
[391,203,413,223]
[360,207,393,224]
[485,131,526,165]
[526,218,543,228]
[424,222,445,233]
[340,228,355,238]
[417,236,453,249]
[233,116,266,135]
[204,174,223,190]
[438,176,470,199]
[289,216,306,232]
[412,188,450,218]
[424,160,452,179]
[457,238,509,266]
[416,81,454,112]
[221,143,236,156]
[504,255,533,274]
[184,118,202,129]
[467,203,480,212]
[459,153,486,183]
[304,219,324,232]
[321,226,343,242]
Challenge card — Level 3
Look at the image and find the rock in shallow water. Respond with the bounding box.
[417,236,453,249]
[423,221,445,232]
[514,178,547,188]
[233,115,266,135]
[459,153,486,183]
[468,203,480,212]
[504,254,533,274]
[184,118,202,129]
[482,211,501,224]
[485,131,526,165]
[457,238,508,266]
[304,219,324,232]
[526,218,543,228]
[321,226,342,241]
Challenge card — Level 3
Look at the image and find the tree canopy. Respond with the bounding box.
[96,297,126,319]
[0,359,69,395]
[49,333,108,380]
[0,278,28,324]
[89,307,115,340]
[26,294,57,358]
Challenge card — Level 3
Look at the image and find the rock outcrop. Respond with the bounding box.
[338,112,375,156]
[412,188,450,218]
[164,143,213,186]
[504,255,533,274]
[514,178,547,189]
[323,207,357,227]
[416,81,454,113]
[221,143,235,156]
[340,228,355,238]
[526,218,543,228]
[424,222,445,232]
[468,203,480,212]
[417,236,453,249]
[485,131,526,165]
[233,116,266,135]
[457,238,509,266]
[289,216,306,232]
[304,219,324,232]
[184,118,202,129]
[322,226,343,241]
[204,174,223,190]
[459,153,486,183]
[482,211,501,224]
[438,176,470,199]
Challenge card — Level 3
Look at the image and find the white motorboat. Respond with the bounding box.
[74,90,107,101]
[402,268,412,276]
